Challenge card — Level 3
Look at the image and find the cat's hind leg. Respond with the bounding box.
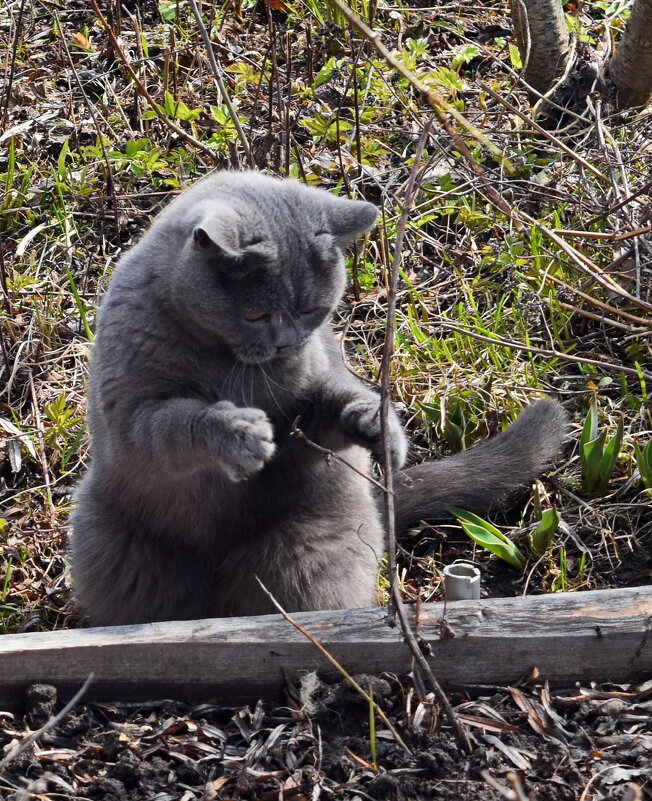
[70,512,215,626]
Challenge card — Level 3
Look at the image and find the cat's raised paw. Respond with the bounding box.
[340,398,408,469]
[205,401,276,481]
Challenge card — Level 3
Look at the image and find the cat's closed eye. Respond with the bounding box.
[299,307,317,315]
[244,311,267,322]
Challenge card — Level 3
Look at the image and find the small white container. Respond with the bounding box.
[443,563,481,601]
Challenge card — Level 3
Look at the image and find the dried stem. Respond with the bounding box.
[290,417,388,493]
[478,81,608,183]
[90,0,217,162]
[377,122,473,756]
[435,320,652,381]
[254,577,410,753]
[326,0,518,175]
[187,0,253,167]
[56,10,121,241]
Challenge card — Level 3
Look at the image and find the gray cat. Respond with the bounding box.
[70,171,567,625]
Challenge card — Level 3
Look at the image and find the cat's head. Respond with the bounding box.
[166,172,378,364]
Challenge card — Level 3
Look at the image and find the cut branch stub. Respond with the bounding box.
[509,0,570,95]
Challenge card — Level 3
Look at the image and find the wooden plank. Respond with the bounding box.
[0,587,650,712]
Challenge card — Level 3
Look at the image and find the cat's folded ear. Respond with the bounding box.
[192,209,269,274]
[325,196,379,242]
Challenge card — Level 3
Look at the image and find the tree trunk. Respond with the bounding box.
[509,0,571,94]
[608,0,652,109]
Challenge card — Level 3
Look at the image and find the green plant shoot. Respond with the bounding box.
[530,507,560,557]
[448,506,527,570]
[634,440,652,492]
[580,396,624,496]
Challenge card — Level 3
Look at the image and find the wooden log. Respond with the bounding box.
[0,586,650,712]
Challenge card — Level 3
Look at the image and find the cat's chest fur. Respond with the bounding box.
[187,329,330,424]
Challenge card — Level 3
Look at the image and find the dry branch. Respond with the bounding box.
[90,0,217,161]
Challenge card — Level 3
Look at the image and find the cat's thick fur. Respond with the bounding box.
[70,171,567,625]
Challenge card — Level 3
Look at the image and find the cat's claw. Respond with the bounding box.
[340,398,408,470]
[206,401,276,481]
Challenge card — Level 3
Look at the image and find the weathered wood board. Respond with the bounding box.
[0,586,650,712]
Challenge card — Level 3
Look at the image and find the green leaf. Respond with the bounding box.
[313,56,337,89]
[158,0,178,21]
[451,44,480,70]
[580,395,598,449]
[581,431,605,493]
[57,139,70,180]
[530,508,559,557]
[597,414,624,491]
[508,43,522,69]
[634,440,652,489]
[448,507,527,571]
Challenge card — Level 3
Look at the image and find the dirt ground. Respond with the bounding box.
[2,673,651,800]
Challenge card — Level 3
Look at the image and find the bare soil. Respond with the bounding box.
[2,674,651,800]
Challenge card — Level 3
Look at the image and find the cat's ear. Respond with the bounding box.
[193,220,241,263]
[193,212,269,274]
[325,197,379,242]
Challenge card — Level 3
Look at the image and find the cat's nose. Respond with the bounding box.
[270,313,298,351]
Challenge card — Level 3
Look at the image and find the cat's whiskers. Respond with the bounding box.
[223,360,243,402]
[258,363,289,420]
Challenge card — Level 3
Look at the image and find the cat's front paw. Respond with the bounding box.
[340,398,407,469]
[206,401,276,481]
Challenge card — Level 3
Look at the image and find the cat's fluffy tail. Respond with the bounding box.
[393,400,568,533]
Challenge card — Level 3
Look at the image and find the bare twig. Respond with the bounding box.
[290,417,388,492]
[380,123,430,621]
[90,0,217,162]
[0,674,94,771]
[544,273,652,328]
[553,225,652,242]
[28,370,53,515]
[187,0,252,167]
[332,0,515,180]
[254,577,410,752]
[587,177,652,225]
[1,0,27,131]
[478,81,609,183]
[377,123,473,756]
[519,211,652,315]
[55,9,121,241]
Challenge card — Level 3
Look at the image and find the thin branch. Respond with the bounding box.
[519,211,652,315]
[553,225,652,241]
[56,9,121,241]
[90,0,217,162]
[380,123,429,621]
[377,123,473,756]
[587,176,652,225]
[544,272,652,328]
[290,417,388,492]
[1,0,27,131]
[187,0,253,168]
[326,0,517,176]
[478,81,609,183]
[254,577,410,753]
